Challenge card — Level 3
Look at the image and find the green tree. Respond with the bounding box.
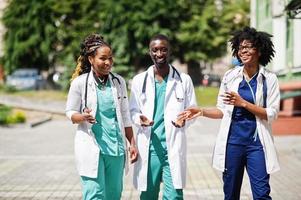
[2,0,249,85]
[96,0,187,77]
[2,0,57,73]
[48,0,102,88]
[50,0,102,69]
[176,0,250,84]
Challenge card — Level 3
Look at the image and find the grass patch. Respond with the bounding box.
[195,86,219,107]
[0,90,68,101]
[0,86,218,107]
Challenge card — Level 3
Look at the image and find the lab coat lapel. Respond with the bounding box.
[87,70,97,118]
[255,66,265,107]
[144,67,155,120]
[234,67,243,92]
[224,68,243,115]
[108,73,119,107]
[165,66,178,105]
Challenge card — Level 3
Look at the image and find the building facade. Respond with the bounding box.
[251,0,301,80]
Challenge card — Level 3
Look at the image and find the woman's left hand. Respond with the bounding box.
[129,145,138,164]
[222,91,247,107]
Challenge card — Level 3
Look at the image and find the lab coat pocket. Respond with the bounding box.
[176,97,184,103]
[74,132,98,165]
[170,98,185,111]
[174,89,184,102]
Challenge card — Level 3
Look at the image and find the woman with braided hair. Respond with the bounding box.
[66,34,138,200]
[178,27,280,199]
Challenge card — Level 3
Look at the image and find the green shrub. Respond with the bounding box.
[0,105,12,124]
[0,105,26,125]
[5,115,16,124]
[14,111,26,123]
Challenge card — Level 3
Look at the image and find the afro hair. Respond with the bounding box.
[229,26,275,66]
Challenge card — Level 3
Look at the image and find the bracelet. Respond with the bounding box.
[199,108,204,117]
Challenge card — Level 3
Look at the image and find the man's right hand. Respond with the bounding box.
[140,115,154,127]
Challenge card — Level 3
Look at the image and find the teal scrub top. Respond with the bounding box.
[149,77,168,155]
[92,81,125,156]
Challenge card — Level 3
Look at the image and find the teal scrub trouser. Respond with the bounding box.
[140,149,183,200]
[80,154,125,200]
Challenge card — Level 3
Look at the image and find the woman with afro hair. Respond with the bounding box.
[177,26,280,199]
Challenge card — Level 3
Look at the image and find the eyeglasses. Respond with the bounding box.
[238,45,256,52]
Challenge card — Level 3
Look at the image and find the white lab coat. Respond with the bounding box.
[213,66,280,174]
[129,65,197,191]
[65,70,132,178]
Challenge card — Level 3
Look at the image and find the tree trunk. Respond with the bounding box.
[187,60,201,86]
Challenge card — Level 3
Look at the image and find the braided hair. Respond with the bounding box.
[71,34,111,81]
[229,26,275,66]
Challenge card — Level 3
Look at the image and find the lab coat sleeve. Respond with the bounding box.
[216,74,227,114]
[129,76,142,126]
[65,77,82,121]
[184,75,197,109]
[266,73,280,123]
[184,74,197,127]
[120,77,132,127]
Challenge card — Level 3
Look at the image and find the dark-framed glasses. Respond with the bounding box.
[238,45,256,52]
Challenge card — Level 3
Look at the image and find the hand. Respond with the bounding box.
[82,108,97,124]
[140,115,154,127]
[177,107,203,121]
[128,145,138,164]
[222,91,247,107]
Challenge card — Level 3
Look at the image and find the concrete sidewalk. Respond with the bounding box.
[0,95,300,199]
[0,116,301,200]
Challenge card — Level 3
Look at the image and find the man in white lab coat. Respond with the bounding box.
[129,34,197,199]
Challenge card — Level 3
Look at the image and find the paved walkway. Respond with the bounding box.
[0,95,65,115]
[0,95,301,199]
[0,116,301,200]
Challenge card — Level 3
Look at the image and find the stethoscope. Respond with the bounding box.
[92,71,121,87]
[224,69,267,141]
[223,68,267,108]
[140,65,184,102]
[83,71,124,112]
